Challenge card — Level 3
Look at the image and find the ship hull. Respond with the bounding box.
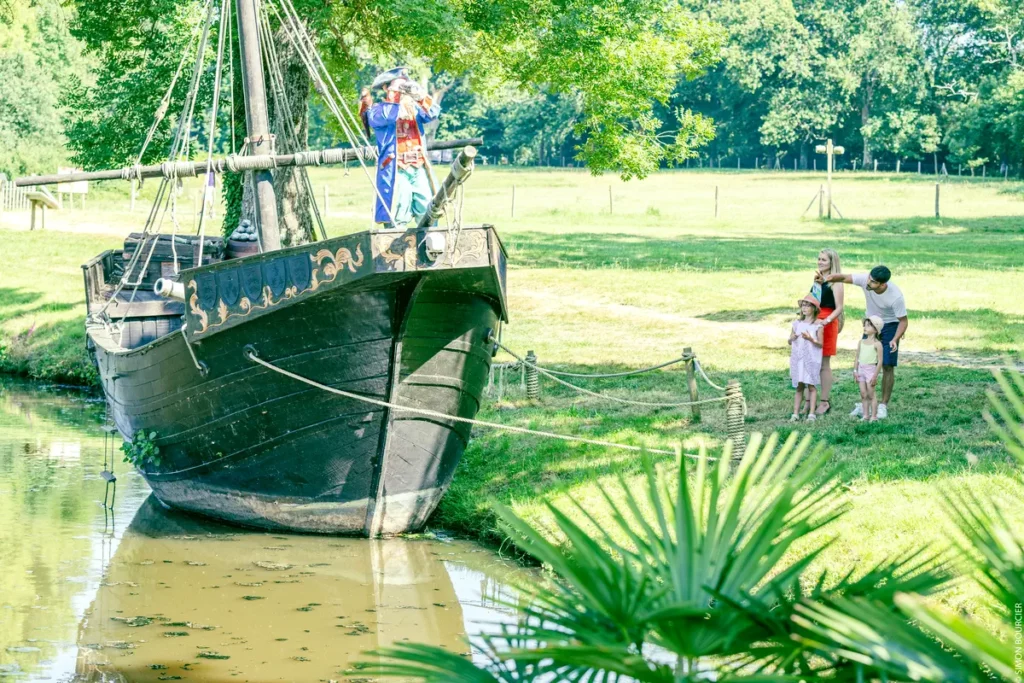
[86,227,506,535]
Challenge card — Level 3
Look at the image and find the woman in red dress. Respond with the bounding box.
[812,248,844,415]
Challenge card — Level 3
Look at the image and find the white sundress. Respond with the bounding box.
[790,320,823,388]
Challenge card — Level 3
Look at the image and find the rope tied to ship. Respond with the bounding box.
[243,348,715,461]
[492,341,729,408]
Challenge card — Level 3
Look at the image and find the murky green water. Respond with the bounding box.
[0,379,529,681]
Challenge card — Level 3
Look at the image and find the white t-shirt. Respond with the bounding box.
[851,274,907,324]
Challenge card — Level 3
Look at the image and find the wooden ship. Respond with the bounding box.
[16,0,507,536]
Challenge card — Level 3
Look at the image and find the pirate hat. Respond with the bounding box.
[371,66,410,90]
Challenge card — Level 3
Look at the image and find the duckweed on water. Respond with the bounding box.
[254,561,292,571]
[110,616,154,627]
[196,652,230,660]
[147,664,167,670]
[163,631,189,637]
[241,595,264,600]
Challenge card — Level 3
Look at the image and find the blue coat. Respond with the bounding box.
[366,99,441,224]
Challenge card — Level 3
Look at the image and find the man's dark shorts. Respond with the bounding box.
[880,321,899,366]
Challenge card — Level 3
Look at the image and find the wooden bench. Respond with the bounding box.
[26,189,59,230]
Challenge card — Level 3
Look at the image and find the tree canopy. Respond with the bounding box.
[60,0,721,180]
[0,0,91,178]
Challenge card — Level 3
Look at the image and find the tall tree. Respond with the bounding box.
[0,0,91,177]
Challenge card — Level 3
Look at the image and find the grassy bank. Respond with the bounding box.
[2,168,1023,616]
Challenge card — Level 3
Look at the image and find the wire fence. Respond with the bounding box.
[489,156,1022,179]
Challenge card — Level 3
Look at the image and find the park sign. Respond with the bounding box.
[56,167,88,195]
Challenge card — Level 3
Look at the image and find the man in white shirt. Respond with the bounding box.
[818,265,908,419]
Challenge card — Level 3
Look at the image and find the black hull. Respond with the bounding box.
[86,227,506,535]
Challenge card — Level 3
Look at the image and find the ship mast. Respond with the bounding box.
[235,0,281,251]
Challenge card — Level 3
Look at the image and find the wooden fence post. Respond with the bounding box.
[818,184,824,218]
[684,347,701,423]
[608,185,613,214]
[935,183,940,219]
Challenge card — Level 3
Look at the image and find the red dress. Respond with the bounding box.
[812,281,839,357]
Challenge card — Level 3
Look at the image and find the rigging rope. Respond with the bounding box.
[257,3,326,241]
[244,349,713,461]
[494,342,728,408]
[196,0,231,264]
[268,0,399,226]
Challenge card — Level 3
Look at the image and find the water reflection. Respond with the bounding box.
[0,379,529,682]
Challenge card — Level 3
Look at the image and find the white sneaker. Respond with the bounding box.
[877,404,888,419]
[849,403,863,417]
[806,414,817,422]
[789,414,800,422]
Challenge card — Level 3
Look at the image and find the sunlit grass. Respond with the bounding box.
[1,168,1022,620]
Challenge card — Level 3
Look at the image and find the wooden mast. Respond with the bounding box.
[235,0,281,251]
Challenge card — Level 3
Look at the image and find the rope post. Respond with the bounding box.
[726,379,746,454]
[525,350,540,400]
[684,347,700,422]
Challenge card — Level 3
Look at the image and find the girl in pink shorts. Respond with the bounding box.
[854,316,884,421]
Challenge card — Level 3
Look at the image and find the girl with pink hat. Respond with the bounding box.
[789,294,824,422]
[854,316,885,422]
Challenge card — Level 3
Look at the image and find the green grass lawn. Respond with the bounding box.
[2,167,1023,618]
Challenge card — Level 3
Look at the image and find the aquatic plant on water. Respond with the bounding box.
[358,367,1024,682]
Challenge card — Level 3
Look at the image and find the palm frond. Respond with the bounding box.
[354,643,509,682]
[895,593,1016,681]
[790,596,982,683]
[943,486,1024,617]
[983,366,1024,464]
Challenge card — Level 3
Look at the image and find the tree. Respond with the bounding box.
[64,0,722,204]
[0,0,91,178]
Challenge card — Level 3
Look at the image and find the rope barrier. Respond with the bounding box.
[694,358,728,393]
[529,354,690,379]
[494,342,728,408]
[244,349,713,460]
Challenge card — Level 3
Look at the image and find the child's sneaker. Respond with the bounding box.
[806,414,817,422]
[789,414,800,422]
[877,404,888,419]
[849,402,863,417]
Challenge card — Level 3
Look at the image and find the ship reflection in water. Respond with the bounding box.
[0,379,528,683]
[75,497,525,682]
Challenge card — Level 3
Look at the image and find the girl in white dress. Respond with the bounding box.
[789,294,824,422]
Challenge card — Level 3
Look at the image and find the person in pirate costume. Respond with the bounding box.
[359,67,440,228]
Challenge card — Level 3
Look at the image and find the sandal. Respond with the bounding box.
[816,400,832,416]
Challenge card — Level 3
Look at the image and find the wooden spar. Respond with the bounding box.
[416,146,477,228]
[236,0,280,250]
[14,138,484,187]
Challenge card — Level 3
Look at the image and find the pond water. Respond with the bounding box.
[0,379,529,682]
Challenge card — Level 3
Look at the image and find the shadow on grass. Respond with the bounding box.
[697,305,1024,350]
[504,223,1023,272]
[434,360,1011,542]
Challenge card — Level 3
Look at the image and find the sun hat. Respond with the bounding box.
[865,315,884,334]
[798,293,820,307]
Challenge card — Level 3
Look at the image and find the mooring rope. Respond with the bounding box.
[493,342,728,408]
[244,349,715,460]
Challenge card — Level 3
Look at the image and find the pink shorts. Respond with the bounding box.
[856,364,877,383]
